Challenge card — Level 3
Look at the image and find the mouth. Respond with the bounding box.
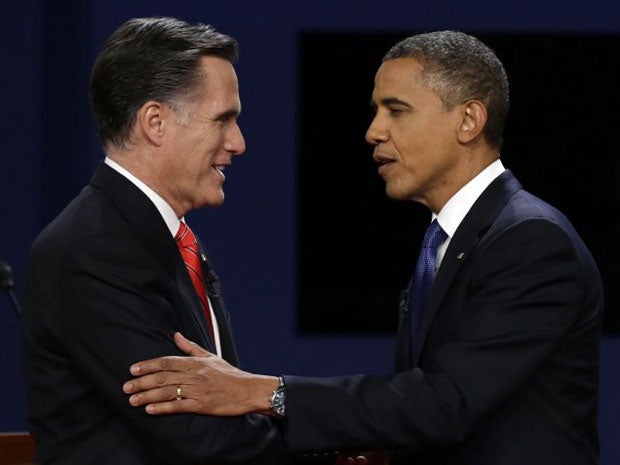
[373,153,396,176]
[213,164,229,180]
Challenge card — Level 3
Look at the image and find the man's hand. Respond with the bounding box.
[123,332,279,416]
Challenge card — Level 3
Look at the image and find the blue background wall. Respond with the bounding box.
[1,0,618,463]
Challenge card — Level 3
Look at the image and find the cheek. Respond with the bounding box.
[199,136,225,164]
[392,128,425,166]
[399,125,447,160]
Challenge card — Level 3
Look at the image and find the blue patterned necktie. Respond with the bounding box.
[409,219,448,337]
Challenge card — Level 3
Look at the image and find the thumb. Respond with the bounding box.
[174,331,210,356]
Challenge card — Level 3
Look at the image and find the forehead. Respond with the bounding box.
[199,56,239,94]
[193,56,241,115]
[372,57,428,99]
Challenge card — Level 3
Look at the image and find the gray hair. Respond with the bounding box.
[90,17,239,150]
[384,31,509,148]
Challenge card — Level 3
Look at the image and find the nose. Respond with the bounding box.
[365,113,388,146]
[226,122,246,156]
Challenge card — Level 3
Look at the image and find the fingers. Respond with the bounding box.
[129,356,181,376]
[128,333,211,376]
[128,384,180,406]
[123,367,192,395]
[144,399,196,415]
[126,381,204,415]
[173,331,209,356]
[129,350,214,378]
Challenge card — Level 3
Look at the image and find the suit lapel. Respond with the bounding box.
[173,261,215,351]
[89,163,215,352]
[394,289,413,372]
[196,241,240,366]
[411,171,523,366]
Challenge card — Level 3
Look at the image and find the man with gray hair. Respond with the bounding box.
[125,30,603,465]
[22,17,283,464]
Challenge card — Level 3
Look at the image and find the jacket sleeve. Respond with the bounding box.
[282,219,598,455]
[56,233,283,464]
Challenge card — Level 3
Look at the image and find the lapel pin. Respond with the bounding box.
[456,252,465,260]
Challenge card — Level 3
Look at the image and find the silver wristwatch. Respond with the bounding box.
[269,376,286,417]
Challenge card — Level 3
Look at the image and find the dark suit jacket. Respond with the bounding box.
[283,171,603,465]
[21,163,282,464]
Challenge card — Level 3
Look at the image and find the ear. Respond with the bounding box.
[136,100,167,146]
[457,100,487,144]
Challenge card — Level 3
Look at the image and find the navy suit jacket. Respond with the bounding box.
[283,171,603,465]
[22,163,282,464]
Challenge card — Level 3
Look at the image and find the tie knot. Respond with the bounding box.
[175,221,197,250]
[422,220,447,250]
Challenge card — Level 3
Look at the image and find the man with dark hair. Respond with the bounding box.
[22,17,282,464]
[124,31,603,464]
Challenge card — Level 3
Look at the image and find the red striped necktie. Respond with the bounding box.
[175,221,216,343]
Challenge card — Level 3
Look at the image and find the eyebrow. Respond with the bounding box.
[370,97,413,110]
[215,108,241,121]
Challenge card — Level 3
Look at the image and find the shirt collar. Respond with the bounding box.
[435,159,505,238]
[104,157,181,237]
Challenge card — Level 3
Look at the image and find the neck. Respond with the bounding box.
[426,148,499,213]
[106,149,186,218]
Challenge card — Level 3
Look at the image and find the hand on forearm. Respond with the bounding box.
[123,332,279,416]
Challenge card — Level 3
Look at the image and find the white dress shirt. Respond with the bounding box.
[104,157,222,356]
[433,159,506,269]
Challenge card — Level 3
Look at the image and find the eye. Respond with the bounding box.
[214,110,241,126]
[388,107,406,116]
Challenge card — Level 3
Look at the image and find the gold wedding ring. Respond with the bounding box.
[176,386,183,401]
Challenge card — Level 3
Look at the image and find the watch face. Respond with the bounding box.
[271,387,286,416]
[273,390,284,406]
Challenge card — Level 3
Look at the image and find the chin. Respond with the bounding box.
[385,186,409,201]
[197,192,225,209]
[207,198,225,208]
[211,192,226,207]
[385,179,421,202]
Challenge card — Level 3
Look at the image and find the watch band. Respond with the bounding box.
[269,376,286,417]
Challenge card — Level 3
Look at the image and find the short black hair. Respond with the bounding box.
[90,17,239,150]
[384,31,509,148]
